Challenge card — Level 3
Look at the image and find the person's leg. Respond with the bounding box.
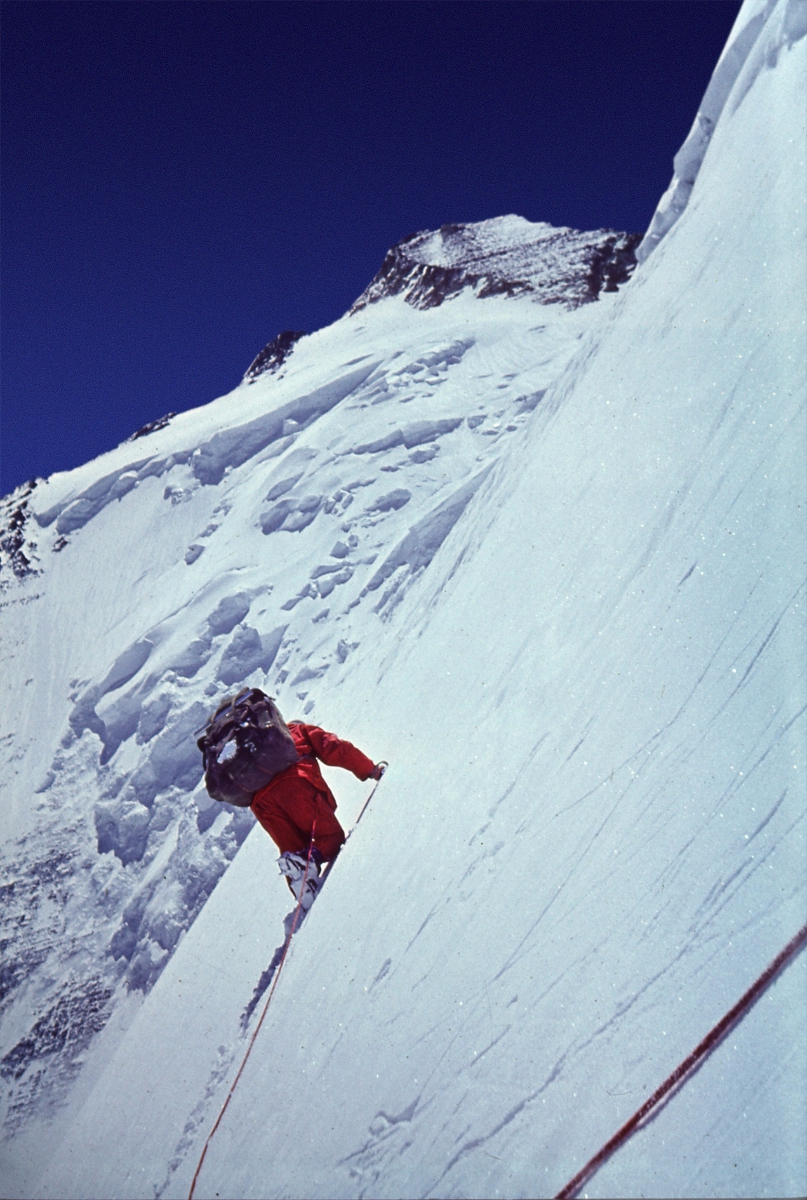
[263,783,345,861]
[277,795,345,909]
[251,782,316,901]
[252,803,306,855]
[252,780,345,906]
[311,797,346,862]
[252,779,314,854]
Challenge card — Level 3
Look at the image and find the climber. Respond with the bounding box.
[251,719,384,912]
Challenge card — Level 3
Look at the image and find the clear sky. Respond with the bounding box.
[1,0,742,496]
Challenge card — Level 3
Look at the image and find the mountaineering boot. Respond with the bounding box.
[278,850,321,913]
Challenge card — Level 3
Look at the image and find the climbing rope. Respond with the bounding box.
[186,767,388,1200]
[187,828,317,1200]
[555,920,807,1199]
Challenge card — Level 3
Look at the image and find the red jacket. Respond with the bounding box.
[252,722,376,812]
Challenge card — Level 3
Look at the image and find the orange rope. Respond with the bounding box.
[186,770,387,1200]
[555,921,807,1199]
[187,829,317,1200]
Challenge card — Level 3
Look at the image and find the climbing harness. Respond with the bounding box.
[555,920,807,1199]
[187,766,387,1200]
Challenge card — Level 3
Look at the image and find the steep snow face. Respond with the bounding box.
[16,1,806,1197]
[638,0,807,260]
[6,1,807,1195]
[350,214,641,312]
[0,224,625,1184]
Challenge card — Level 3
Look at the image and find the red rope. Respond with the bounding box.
[187,826,318,1200]
[555,920,807,1199]
[185,771,387,1199]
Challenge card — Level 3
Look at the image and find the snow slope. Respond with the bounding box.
[0,219,633,1187]
[4,0,806,1195]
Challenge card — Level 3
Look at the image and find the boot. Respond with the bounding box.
[278,849,321,913]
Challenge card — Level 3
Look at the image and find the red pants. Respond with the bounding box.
[252,777,345,861]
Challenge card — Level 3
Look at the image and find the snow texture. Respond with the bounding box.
[0,3,805,1195]
[0,222,612,1190]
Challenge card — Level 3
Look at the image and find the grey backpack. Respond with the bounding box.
[197,688,299,806]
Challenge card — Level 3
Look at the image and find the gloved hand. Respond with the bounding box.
[371,762,386,781]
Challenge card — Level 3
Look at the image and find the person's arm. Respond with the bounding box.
[302,724,378,781]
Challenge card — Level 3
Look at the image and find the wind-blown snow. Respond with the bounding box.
[1,1,805,1196]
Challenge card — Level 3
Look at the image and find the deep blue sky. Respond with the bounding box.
[1,0,742,495]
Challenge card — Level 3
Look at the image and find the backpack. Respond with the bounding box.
[196,688,299,806]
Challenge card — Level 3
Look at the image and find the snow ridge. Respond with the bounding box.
[638,0,806,260]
